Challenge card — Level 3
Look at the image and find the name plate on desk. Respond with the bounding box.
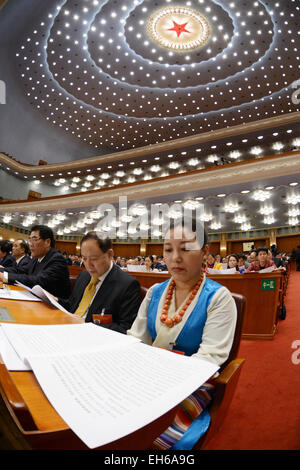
[261,279,276,291]
[0,307,16,322]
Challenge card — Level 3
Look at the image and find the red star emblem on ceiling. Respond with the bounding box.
[167,21,191,38]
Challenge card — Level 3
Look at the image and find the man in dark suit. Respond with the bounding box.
[294,245,300,271]
[0,225,71,298]
[57,231,142,334]
[11,239,31,274]
[0,240,16,270]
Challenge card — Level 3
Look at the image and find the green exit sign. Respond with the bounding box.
[261,279,276,291]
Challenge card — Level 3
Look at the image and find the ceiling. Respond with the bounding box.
[0,0,300,239]
[10,0,300,151]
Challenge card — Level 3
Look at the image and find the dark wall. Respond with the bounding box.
[0,0,101,165]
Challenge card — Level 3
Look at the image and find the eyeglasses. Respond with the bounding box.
[28,237,42,243]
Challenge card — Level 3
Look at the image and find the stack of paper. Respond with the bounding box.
[207,267,238,274]
[15,282,72,314]
[0,322,218,449]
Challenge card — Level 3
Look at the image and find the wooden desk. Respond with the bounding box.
[0,287,176,450]
[128,271,284,340]
[206,272,283,340]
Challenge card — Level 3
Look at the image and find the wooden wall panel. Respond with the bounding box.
[146,244,164,257]
[112,243,140,258]
[55,241,77,254]
[276,235,300,254]
[207,241,220,254]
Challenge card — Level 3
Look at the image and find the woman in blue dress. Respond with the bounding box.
[128,216,237,450]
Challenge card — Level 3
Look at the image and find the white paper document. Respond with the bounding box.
[0,322,218,449]
[126,265,147,272]
[15,282,71,314]
[259,266,275,273]
[27,342,218,449]
[0,327,31,370]
[0,322,139,370]
[207,267,238,274]
[0,288,41,302]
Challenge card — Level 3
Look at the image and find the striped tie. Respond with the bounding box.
[74,277,100,317]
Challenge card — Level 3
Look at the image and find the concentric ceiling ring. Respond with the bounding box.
[16,0,300,150]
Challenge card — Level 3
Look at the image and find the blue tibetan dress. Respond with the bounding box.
[147,277,222,450]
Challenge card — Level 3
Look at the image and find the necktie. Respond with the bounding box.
[74,277,100,317]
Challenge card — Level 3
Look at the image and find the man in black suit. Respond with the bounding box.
[11,239,31,274]
[0,225,71,298]
[0,240,16,270]
[57,231,141,334]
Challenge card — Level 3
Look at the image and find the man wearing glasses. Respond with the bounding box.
[56,231,141,334]
[0,225,71,298]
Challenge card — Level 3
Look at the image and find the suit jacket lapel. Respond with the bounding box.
[30,248,53,274]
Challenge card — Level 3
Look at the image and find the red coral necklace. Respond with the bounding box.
[160,274,204,328]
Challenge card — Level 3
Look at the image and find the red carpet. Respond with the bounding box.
[203,269,300,450]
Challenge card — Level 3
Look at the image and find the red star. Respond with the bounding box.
[167,20,191,38]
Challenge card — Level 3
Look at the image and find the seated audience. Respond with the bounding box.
[205,252,223,272]
[245,246,277,272]
[0,240,16,270]
[115,256,122,266]
[57,231,141,334]
[128,215,237,450]
[156,256,168,271]
[152,254,165,271]
[272,250,287,269]
[215,254,221,263]
[237,253,247,273]
[246,250,257,268]
[0,225,71,298]
[144,255,154,272]
[119,257,127,269]
[227,254,239,272]
[62,251,72,265]
[71,254,81,266]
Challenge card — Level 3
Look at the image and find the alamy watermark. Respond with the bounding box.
[0,80,6,104]
[93,196,205,247]
[291,79,300,105]
[291,340,300,365]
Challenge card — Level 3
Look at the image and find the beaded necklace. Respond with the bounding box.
[160,274,204,328]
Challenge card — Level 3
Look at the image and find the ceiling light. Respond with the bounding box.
[263,216,275,225]
[259,206,275,215]
[286,194,300,205]
[252,190,271,202]
[240,223,252,231]
[288,208,300,217]
[210,222,222,230]
[234,215,247,224]
[288,217,299,226]
[224,203,239,213]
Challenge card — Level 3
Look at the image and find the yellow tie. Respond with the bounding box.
[74,277,100,317]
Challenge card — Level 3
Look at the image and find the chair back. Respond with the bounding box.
[140,286,148,300]
[220,293,246,371]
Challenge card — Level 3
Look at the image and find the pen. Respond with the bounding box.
[101,308,105,316]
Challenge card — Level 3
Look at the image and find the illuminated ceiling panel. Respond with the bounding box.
[15,0,300,151]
